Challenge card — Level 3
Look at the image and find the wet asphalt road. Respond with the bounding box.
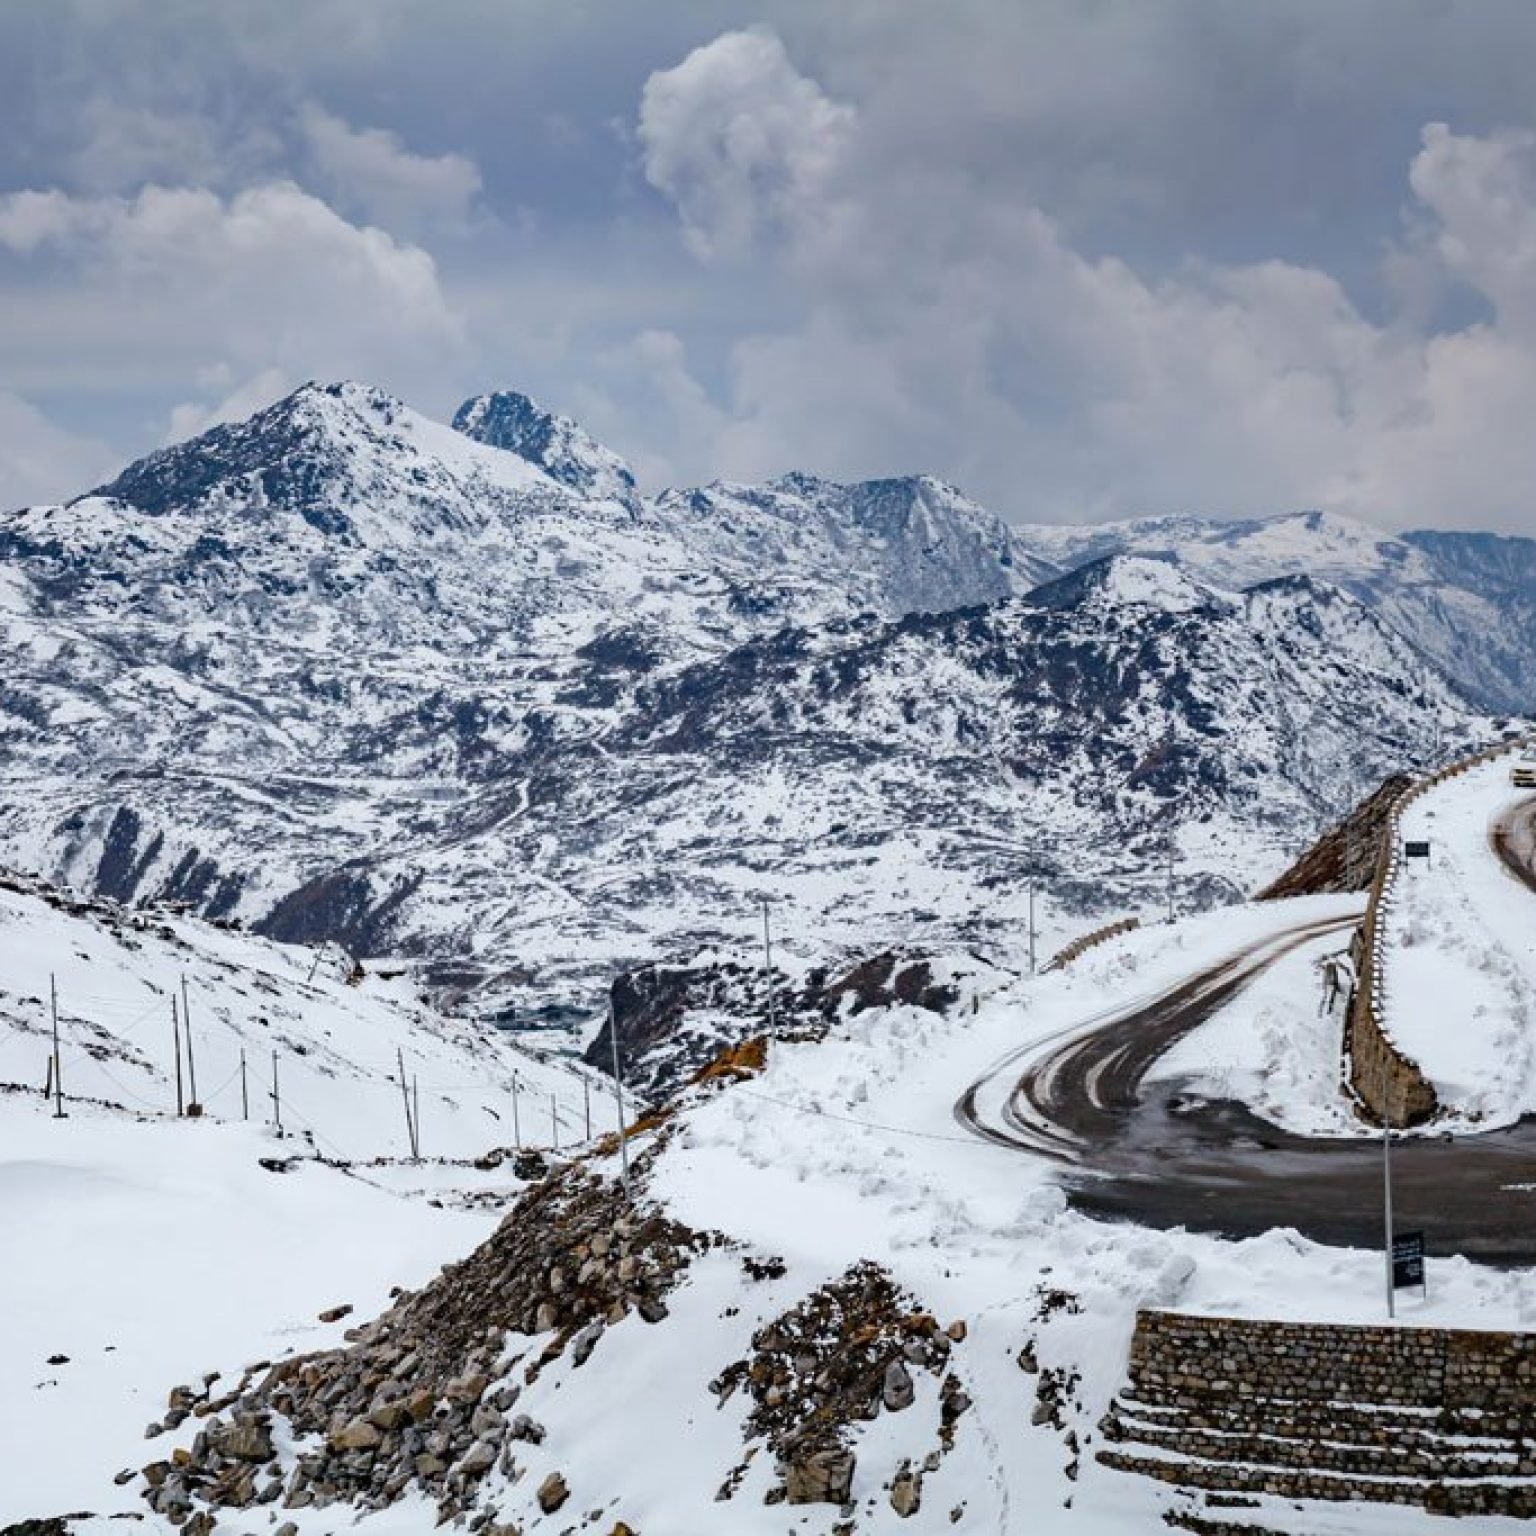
[956,890,1536,1266]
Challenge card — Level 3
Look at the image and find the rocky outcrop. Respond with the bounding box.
[711,1262,970,1509]
[588,949,963,1107]
[139,1166,719,1526]
[1256,774,1412,900]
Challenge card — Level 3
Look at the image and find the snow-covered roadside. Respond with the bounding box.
[1381,757,1536,1127]
[1150,896,1367,1135]
[630,894,1536,1534]
[0,1097,503,1525]
[22,892,1536,1535]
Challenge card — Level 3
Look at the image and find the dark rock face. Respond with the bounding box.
[584,950,962,1105]
[256,869,420,956]
[452,390,639,510]
[1257,774,1413,899]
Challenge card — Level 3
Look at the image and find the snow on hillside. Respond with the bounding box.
[26,895,1536,1535]
[1380,754,1536,1127]
[1149,893,1368,1135]
[0,869,615,1159]
[0,868,623,1523]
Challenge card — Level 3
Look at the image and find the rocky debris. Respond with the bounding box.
[785,1448,854,1505]
[141,1165,720,1526]
[711,1262,968,1507]
[816,953,959,1017]
[0,1521,73,1536]
[317,1303,353,1323]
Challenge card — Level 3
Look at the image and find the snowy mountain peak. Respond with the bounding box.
[1027,553,1230,615]
[81,379,559,548]
[452,389,639,510]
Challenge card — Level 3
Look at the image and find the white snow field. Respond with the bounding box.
[1380,755,1536,1127]
[14,887,1536,1535]
[0,874,619,1525]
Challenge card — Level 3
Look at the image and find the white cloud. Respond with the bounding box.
[165,367,293,446]
[638,27,854,261]
[298,106,482,235]
[637,34,1536,533]
[0,392,119,507]
[0,181,466,423]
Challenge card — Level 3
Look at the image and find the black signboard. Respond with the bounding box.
[1405,841,1432,860]
[1392,1231,1426,1290]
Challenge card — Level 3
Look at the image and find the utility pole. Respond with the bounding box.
[271,1049,282,1137]
[396,1047,418,1159]
[50,974,64,1119]
[181,975,199,1110]
[511,1071,522,1150]
[609,995,632,1201]
[761,897,777,1035]
[240,1049,249,1120]
[1382,1054,1395,1321]
[1028,881,1038,975]
[172,998,185,1116]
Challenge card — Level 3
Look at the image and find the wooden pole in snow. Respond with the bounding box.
[172,998,185,1116]
[240,1050,249,1120]
[583,1075,591,1141]
[271,1049,282,1136]
[550,1092,559,1151]
[761,898,777,1035]
[181,975,199,1109]
[609,996,632,1202]
[511,1071,521,1150]
[50,974,65,1118]
[396,1047,417,1158]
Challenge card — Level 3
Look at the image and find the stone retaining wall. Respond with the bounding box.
[1345,733,1531,1126]
[1098,1310,1536,1519]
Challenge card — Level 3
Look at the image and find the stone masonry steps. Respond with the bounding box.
[1098,1310,1536,1518]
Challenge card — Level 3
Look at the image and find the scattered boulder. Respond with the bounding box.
[786,1448,854,1505]
[537,1472,570,1513]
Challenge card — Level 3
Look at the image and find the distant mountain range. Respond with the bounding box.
[0,382,1526,1020]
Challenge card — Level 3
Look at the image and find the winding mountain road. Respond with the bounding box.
[956,905,1536,1265]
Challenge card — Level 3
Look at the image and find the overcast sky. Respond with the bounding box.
[4,1,1536,532]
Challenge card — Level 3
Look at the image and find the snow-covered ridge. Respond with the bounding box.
[453,389,641,511]
[1019,508,1536,713]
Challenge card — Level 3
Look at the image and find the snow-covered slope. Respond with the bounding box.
[0,867,611,1158]
[1023,509,1536,713]
[21,898,1536,1536]
[0,383,1512,1027]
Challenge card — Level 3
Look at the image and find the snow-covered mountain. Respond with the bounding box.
[0,383,1511,1025]
[1022,510,1536,713]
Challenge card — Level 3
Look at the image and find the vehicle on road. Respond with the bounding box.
[1512,752,1536,789]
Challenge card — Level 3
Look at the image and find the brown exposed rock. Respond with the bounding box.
[536,1471,569,1512]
